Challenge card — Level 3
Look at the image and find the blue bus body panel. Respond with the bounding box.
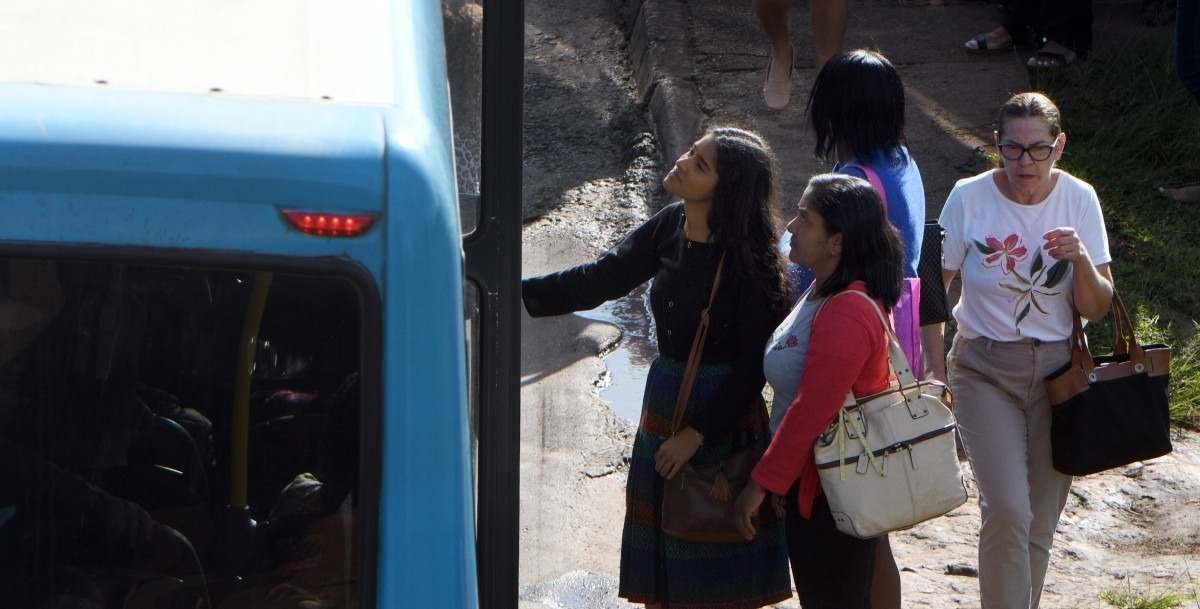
[380,1,477,608]
[0,0,477,605]
[0,83,389,272]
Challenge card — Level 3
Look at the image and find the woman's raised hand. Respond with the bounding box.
[1042,227,1089,264]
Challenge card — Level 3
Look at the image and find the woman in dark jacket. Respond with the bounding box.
[522,126,793,609]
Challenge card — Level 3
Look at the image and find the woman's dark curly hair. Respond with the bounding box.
[704,127,792,313]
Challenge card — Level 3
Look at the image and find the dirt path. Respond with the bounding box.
[896,432,1200,609]
[517,0,657,603]
[510,0,1200,607]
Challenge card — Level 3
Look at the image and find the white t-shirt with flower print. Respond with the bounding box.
[939,169,1112,342]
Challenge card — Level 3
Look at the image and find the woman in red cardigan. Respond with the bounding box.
[733,173,904,609]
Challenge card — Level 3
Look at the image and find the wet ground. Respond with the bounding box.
[512,0,1200,607]
[576,286,656,424]
[515,0,658,602]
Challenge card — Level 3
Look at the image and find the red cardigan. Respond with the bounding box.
[751,282,893,518]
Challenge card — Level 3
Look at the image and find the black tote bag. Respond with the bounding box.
[1044,292,1172,476]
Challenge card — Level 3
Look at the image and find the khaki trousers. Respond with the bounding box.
[948,336,1073,609]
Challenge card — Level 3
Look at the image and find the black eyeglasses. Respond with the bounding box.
[997,141,1058,162]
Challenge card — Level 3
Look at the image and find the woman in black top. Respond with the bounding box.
[523,127,793,609]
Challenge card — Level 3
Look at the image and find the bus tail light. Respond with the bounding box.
[283,211,377,237]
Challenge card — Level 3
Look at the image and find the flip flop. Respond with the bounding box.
[1027,44,1078,68]
[762,45,794,110]
[965,32,1013,54]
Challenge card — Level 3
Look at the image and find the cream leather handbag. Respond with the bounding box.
[812,291,967,539]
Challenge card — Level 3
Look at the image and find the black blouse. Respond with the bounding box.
[522,202,786,439]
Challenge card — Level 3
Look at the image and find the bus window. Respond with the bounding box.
[0,257,372,609]
[444,0,483,236]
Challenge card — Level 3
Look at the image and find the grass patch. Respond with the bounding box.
[1034,26,1200,427]
[1099,588,1196,609]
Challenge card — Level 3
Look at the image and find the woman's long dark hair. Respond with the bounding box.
[806,174,903,307]
[705,127,791,313]
[806,49,906,164]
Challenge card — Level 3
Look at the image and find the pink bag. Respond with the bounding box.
[848,164,923,378]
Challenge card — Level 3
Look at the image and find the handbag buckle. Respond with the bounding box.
[855,451,887,477]
[845,410,867,439]
[904,395,929,419]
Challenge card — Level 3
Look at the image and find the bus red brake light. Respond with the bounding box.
[283,211,377,237]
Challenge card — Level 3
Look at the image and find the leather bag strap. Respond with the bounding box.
[670,254,727,435]
[812,289,915,402]
[1067,288,1143,373]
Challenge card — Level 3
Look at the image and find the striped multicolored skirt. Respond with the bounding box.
[618,356,792,609]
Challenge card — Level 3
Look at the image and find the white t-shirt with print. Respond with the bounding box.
[939,170,1111,342]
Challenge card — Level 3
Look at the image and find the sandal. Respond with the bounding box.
[964,30,1013,54]
[762,45,794,110]
[1027,41,1078,68]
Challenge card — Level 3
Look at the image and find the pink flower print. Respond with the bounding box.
[976,234,1029,275]
[785,335,798,348]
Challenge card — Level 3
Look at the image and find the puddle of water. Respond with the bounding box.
[575,284,656,423]
[519,570,637,609]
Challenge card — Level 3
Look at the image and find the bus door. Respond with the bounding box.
[448,0,523,607]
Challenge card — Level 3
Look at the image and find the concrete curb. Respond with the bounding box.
[618,0,705,166]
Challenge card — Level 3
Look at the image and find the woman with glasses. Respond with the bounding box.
[938,92,1113,609]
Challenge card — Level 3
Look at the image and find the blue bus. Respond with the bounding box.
[0,1,522,608]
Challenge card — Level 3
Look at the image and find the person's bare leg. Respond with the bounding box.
[871,534,901,609]
[812,0,847,70]
[755,0,794,109]
[755,0,791,60]
[965,25,1012,52]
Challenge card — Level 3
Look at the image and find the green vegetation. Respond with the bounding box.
[1099,588,1196,609]
[1036,27,1200,427]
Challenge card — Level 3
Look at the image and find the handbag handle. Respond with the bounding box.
[813,289,916,395]
[670,254,727,435]
[1111,291,1140,357]
[1066,289,1146,373]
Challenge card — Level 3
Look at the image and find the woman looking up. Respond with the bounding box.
[523,127,793,609]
